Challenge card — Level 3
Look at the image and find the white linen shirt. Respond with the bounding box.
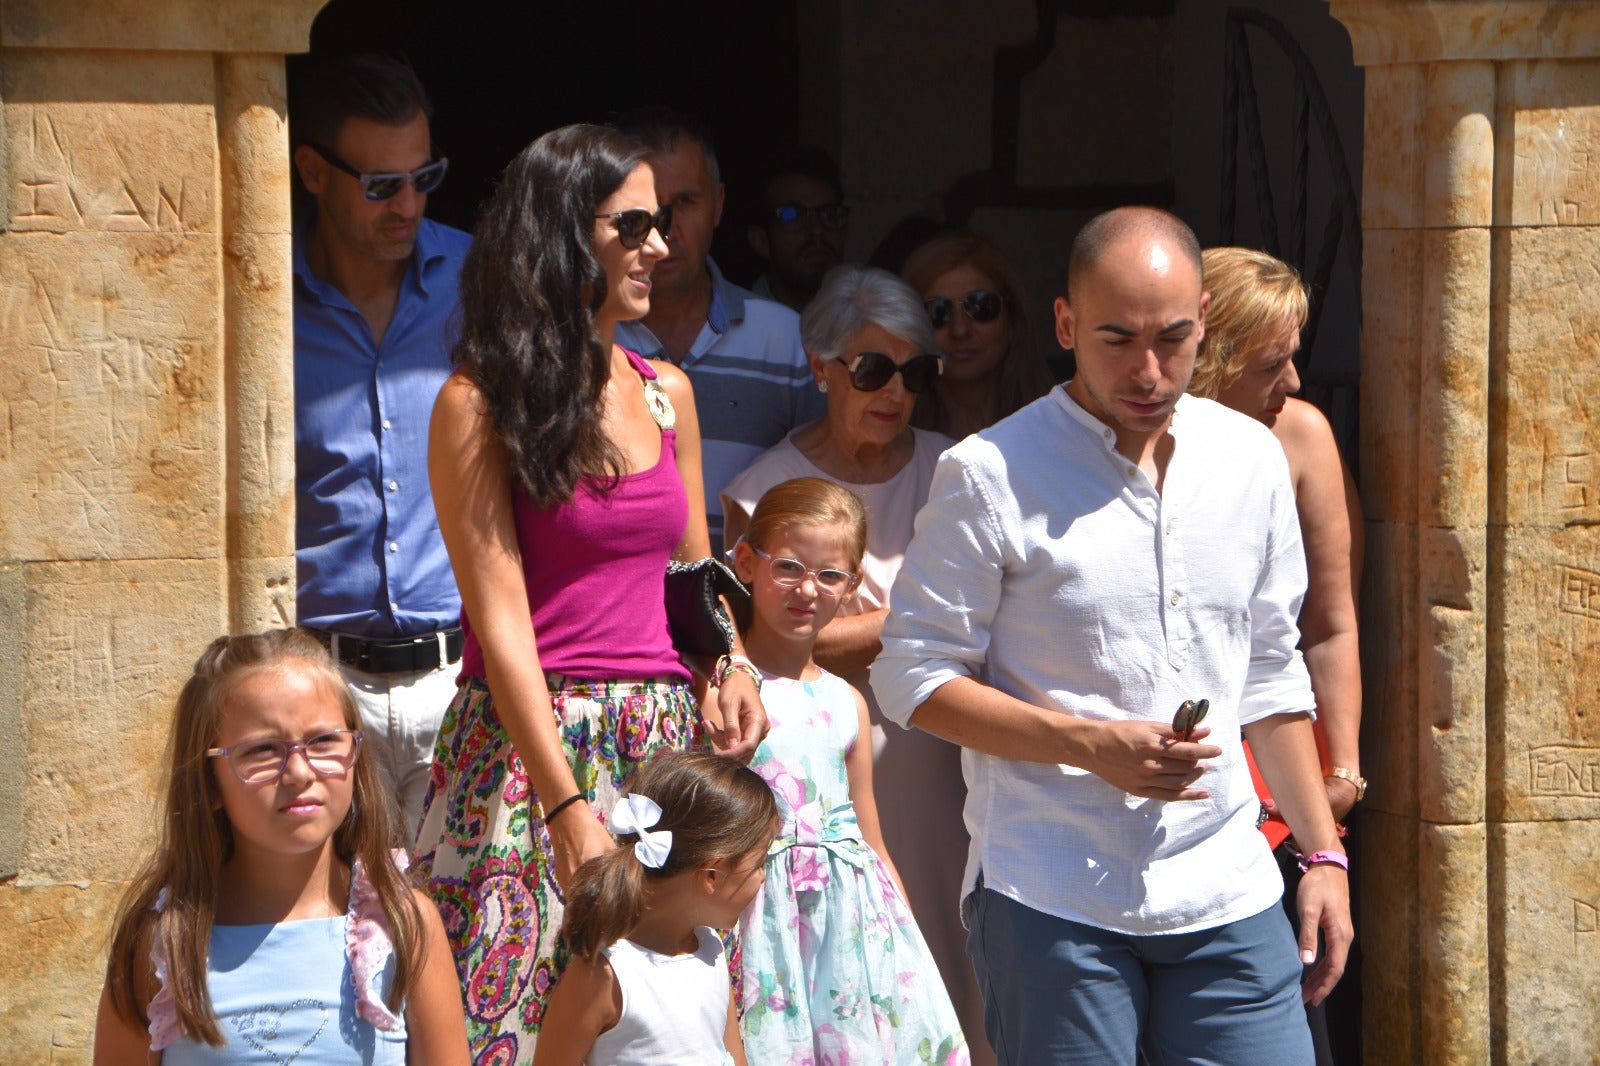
[871,387,1315,936]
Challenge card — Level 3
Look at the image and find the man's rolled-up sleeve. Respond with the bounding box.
[872,447,1009,728]
[1239,458,1317,726]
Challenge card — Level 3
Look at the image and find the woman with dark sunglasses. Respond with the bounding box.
[416,124,766,1064]
[721,265,993,1063]
[901,230,1058,441]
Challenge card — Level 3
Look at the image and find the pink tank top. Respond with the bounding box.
[460,350,691,683]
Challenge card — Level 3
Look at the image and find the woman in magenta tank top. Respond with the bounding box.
[412,124,766,1065]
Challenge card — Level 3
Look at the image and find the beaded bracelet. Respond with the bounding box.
[714,653,763,692]
[544,793,586,824]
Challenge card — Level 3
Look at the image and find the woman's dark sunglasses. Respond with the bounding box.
[839,351,943,394]
[311,144,448,202]
[596,205,674,249]
[925,289,1004,330]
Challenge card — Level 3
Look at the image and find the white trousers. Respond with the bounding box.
[337,659,460,839]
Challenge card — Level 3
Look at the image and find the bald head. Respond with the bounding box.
[1067,207,1202,303]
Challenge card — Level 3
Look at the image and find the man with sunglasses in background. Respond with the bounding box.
[614,107,825,551]
[287,52,470,835]
[747,148,850,313]
[873,207,1350,1064]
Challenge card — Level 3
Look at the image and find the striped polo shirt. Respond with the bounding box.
[617,259,826,550]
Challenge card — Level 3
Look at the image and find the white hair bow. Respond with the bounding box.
[611,793,673,870]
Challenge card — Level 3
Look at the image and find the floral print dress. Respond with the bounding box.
[739,671,968,1065]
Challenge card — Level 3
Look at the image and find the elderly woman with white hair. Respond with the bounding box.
[722,264,992,1064]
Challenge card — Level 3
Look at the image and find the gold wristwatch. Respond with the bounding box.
[1326,766,1367,802]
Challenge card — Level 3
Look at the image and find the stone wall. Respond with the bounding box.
[0,2,321,1057]
[1329,2,1600,1062]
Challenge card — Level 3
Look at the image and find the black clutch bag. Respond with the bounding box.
[663,558,751,658]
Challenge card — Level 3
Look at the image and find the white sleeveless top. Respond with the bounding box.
[587,927,735,1066]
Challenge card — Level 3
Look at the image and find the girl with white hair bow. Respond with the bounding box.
[533,751,778,1066]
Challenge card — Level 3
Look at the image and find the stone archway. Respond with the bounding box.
[2,1,1599,1061]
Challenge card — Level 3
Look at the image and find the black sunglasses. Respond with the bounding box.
[311,144,448,202]
[596,205,674,250]
[925,289,1004,330]
[838,351,942,394]
[771,203,850,232]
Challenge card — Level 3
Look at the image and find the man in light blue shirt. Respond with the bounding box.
[614,108,825,550]
[290,54,470,832]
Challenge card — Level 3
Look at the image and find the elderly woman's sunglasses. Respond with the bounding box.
[311,144,449,202]
[838,351,943,394]
[925,289,1004,330]
[595,205,674,250]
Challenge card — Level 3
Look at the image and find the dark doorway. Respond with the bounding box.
[297,0,801,282]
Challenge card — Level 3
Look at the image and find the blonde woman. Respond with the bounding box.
[1191,245,1363,1064]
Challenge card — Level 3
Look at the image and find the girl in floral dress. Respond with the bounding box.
[729,478,968,1065]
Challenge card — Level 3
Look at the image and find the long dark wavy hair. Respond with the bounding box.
[453,123,649,506]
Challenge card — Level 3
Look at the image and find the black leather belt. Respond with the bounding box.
[312,627,464,675]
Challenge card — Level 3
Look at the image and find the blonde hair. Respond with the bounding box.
[561,751,778,961]
[900,230,1055,434]
[1190,246,1309,399]
[743,477,868,571]
[103,629,424,1045]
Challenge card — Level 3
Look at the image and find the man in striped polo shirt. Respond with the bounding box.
[615,108,826,551]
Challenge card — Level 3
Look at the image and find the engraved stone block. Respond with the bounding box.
[1496,225,1600,528]
[3,50,217,234]
[0,881,124,1065]
[1499,58,1600,227]
[20,559,224,884]
[0,232,222,562]
[1491,526,1600,822]
[1496,819,1600,1065]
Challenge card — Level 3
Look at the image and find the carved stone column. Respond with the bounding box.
[0,2,322,1057]
[1328,3,1600,1062]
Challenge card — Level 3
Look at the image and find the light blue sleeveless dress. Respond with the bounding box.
[161,917,406,1065]
[738,672,969,1065]
[149,855,409,1064]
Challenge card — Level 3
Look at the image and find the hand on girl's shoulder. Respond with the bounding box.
[530,952,623,1066]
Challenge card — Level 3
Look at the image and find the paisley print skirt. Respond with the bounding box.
[412,674,700,1065]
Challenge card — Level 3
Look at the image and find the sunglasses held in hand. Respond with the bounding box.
[311,144,449,202]
[596,205,674,249]
[1172,698,1210,742]
[924,289,1003,330]
[836,351,943,394]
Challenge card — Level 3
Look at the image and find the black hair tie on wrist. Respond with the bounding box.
[544,793,586,824]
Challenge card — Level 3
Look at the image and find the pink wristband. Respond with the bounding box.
[1298,849,1349,873]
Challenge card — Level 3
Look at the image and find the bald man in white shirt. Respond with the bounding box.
[872,207,1351,1065]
